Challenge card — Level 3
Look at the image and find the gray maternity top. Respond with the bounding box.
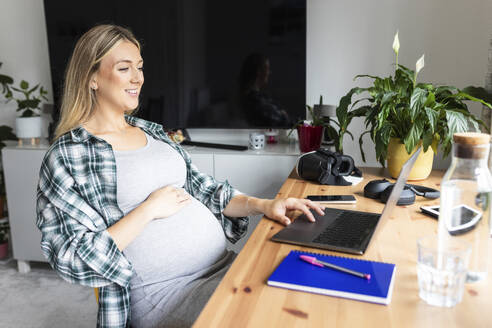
[114,132,236,328]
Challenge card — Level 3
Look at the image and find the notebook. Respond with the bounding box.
[271,148,421,255]
[267,250,396,305]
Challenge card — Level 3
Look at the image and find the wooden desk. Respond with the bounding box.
[194,168,491,328]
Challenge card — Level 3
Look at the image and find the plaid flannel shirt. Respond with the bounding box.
[36,116,249,327]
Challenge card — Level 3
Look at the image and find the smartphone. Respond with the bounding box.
[420,205,439,219]
[306,195,356,204]
[421,204,482,235]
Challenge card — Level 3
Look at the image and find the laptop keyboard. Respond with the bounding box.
[312,211,380,249]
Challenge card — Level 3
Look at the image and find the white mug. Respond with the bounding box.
[249,132,265,150]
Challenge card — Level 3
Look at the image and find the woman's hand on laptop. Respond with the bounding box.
[224,195,325,226]
[262,198,325,226]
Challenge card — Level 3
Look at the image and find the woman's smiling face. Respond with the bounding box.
[92,40,144,113]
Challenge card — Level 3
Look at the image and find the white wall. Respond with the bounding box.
[1,0,491,168]
[307,0,492,168]
[0,0,53,137]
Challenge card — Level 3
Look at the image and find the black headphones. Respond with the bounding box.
[363,179,440,205]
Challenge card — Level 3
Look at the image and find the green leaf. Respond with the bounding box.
[328,117,341,128]
[0,74,13,85]
[462,86,492,104]
[350,97,371,109]
[403,120,424,154]
[21,109,35,117]
[422,130,434,151]
[410,88,427,121]
[455,91,492,110]
[424,107,438,133]
[434,86,458,101]
[28,83,39,94]
[336,87,365,125]
[424,91,436,108]
[358,131,371,162]
[416,83,433,91]
[396,64,415,82]
[375,124,392,165]
[381,92,398,107]
[0,125,16,141]
[20,80,29,90]
[17,99,40,110]
[446,110,470,135]
[324,125,339,141]
[349,105,371,118]
[345,130,354,140]
[354,74,379,80]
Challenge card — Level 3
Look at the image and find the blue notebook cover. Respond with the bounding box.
[267,250,396,305]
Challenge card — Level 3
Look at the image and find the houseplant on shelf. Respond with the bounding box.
[338,31,492,180]
[7,80,48,141]
[296,105,324,153]
[0,63,17,215]
[0,217,9,259]
[1,62,49,141]
[292,95,361,154]
[290,98,328,153]
[321,93,367,154]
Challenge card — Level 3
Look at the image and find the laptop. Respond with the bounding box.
[271,148,422,255]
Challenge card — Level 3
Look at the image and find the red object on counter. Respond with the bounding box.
[297,125,323,153]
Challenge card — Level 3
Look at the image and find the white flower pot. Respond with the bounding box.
[15,116,43,139]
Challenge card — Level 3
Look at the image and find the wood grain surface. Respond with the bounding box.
[193,168,491,328]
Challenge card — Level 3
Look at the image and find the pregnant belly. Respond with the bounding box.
[123,197,227,283]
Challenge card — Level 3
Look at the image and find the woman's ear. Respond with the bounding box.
[90,74,98,90]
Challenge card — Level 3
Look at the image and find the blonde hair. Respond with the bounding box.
[54,24,140,140]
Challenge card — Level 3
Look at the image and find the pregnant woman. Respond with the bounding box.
[36,24,324,328]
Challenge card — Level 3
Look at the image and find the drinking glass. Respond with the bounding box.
[417,235,471,307]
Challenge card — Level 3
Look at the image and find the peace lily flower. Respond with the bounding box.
[414,54,425,84]
[392,31,400,67]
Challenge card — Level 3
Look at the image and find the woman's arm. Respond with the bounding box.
[223,194,325,226]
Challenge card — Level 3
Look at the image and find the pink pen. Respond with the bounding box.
[300,255,371,280]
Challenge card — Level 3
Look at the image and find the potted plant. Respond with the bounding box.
[0,63,17,213]
[0,125,16,210]
[1,62,48,140]
[338,32,492,179]
[0,217,9,259]
[322,93,367,154]
[9,80,48,140]
[290,99,326,153]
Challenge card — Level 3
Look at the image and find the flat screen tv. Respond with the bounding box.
[44,0,306,130]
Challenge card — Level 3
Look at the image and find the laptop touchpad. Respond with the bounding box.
[275,212,337,242]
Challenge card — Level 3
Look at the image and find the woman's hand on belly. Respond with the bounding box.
[143,186,191,220]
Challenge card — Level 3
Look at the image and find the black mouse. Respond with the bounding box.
[363,179,393,199]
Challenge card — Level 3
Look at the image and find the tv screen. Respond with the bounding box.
[44,0,306,130]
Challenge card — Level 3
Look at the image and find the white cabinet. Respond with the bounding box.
[2,142,300,270]
[214,154,297,198]
[2,146,48,272]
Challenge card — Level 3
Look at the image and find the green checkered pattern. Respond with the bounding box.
[36,116,248,327]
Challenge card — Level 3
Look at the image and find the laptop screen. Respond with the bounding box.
[371,147,422,240]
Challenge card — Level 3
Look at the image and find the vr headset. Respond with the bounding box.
[364,179,440,205]
[296,148,362,186]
